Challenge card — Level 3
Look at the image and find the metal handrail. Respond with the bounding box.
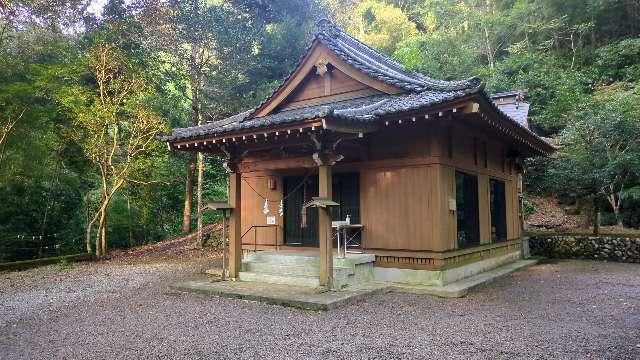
[241,225,279,252]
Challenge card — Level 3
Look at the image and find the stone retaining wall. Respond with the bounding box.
[0,253,94,271]
[529,234,640,263]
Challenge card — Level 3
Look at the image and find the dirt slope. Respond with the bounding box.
[107,223,222,263]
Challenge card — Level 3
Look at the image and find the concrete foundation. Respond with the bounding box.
[237,250,522,290]
[373,251,521,286]
[389,259,538,297]
[179,259,538,309]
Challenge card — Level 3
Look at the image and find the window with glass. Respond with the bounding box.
[490,179,507,242]
[456,171,480,248]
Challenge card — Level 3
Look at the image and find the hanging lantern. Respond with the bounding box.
[278,199,284,217]
[263,198,269,215]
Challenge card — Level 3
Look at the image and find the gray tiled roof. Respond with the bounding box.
[334,89,476,122]
[490,89,530,128]
[162,95,376,141]
[494,102,530,128]
[160,20,547,151]
[315,19,482,92]
[160,90,481,142]
[162,95,385,141]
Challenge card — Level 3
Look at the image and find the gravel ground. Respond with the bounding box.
[1,258,639,360]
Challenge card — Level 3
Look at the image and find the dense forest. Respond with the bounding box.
[1,0,639,262]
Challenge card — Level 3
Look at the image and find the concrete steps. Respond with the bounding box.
[239,271,321,287]
[245,251,321,265]
[243,262,320,276]
[239,251,374,289]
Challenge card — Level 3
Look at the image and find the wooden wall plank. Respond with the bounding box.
[240,174,284,247]
[439,165,457,250]
[360,165,439,251]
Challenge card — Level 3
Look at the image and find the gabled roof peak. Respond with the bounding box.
[313,18,484,93]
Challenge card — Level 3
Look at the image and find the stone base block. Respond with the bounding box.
[374,251,521,286]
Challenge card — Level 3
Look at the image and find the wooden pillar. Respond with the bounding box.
[228,171,242,279]
[318,165,333,287]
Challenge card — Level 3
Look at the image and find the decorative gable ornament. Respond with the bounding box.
[315,59,329,76]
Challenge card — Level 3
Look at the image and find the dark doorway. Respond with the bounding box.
[490,178,507,242]
[283,173,360,247]
[283,176,318,246]
[456,171,480,248]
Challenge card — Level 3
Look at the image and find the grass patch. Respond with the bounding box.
[58,257,74,270]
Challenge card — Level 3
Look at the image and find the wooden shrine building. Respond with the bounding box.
[161,20,554,288]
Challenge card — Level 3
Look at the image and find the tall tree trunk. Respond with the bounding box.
[483,26,495,69]
[606,193,623,227]
[127,195,133,247]
[592,200,600,235]
[96,208,106,257]
[95,209,103,257]
[182,0,203,235]
[99,210,107,256]
[614,207,622,227]
[87,196,108,257]
[570,32,577,69]
[187,0,204,240]
[196,151,204,247]
[93,189,116,258]
[86,197,93,254]
[182,160,195,234]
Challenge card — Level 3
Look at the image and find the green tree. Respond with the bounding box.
[56,43,169,256]
[351,0,418,55]
[394,32,477,81]
[549,85,640,229]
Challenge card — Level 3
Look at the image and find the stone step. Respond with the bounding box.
[238,271,320,287]
[242,261,320,277]
[245,252,375,267]
[242,261,355,278]
[245,252,321,266]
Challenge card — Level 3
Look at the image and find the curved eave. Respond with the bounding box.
[163,118,326,153]
[475,92,556,156]
[161,91,554,157]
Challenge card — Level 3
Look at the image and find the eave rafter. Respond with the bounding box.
[367,95,553,156]
[167,119,367,157]
[168,119,325,152]
[471,96,555,156]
